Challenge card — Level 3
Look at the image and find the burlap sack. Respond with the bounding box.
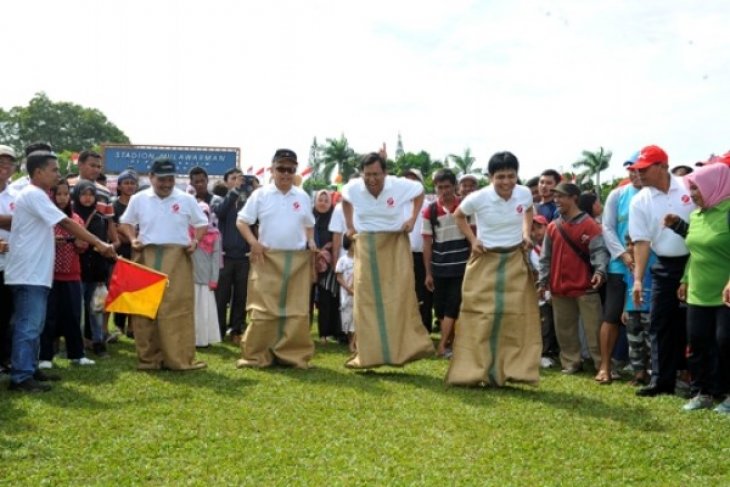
[446,248,541,386]
[238,250,314,369]
[345,232,434,369]
[131,245,201,370]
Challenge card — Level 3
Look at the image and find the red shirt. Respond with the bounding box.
[545,214,602,297]
[54,212,83,281]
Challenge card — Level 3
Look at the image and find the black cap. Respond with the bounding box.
[150,157,176,176]
[551,182,581,197]
[272,149,298,164]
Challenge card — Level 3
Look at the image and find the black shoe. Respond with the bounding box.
[34,370,62,382]
[8,378,52,392]
[93,342,110,359]
[636,384,674,397]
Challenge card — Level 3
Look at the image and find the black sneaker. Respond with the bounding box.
[34,370,62,382]
[8,378,52,392]
[93,342,110,359]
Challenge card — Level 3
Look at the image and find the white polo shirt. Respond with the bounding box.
[341,176,423,232]
[0,185,16,272]
[237,184,315,250]
[328,202,346,234]
[460,184,532,248]
[120,187,208,246]
[5,185,66,287]
[629,175,695,257]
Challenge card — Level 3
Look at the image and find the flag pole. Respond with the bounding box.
[116,257,169,279]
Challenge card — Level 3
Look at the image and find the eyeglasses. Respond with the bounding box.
[275,166,296,174]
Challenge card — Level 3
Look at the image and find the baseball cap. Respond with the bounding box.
[623,150,640,168]
[533,215,548,226]
[0,145,17,161]
[272,149,298,165]
[403,168,424,183]
[117,169,138,184]
[671,165,693,175]
[628,145,669,170]
[150,157,176,176]
[551,182,581,197]
[459,174,479,184]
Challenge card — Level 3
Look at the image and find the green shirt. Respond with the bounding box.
[683,199,730,306]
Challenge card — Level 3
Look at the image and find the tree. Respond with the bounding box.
[303,137,330,193]
[0,92,130,154]
[448,148,479,175]
[572,147,612,197]
[394,150,444,193]
[321,134,358,183]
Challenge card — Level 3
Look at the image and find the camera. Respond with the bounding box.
[237,175,257,203]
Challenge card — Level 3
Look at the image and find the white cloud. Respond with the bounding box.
[3,0,729,178]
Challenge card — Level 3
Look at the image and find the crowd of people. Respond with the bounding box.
[0,141,728,416]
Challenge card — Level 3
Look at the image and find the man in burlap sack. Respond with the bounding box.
[342,148,435,369]
[119,157,209,371]
[235,149,316,369]
[446,151,542,387]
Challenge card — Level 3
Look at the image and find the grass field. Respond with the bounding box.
[1,336,728,486]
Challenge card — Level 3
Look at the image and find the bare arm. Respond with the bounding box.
[455,207,482,255]
[343,200,355,238]
[58,218,115,258]
[522,206,534,250]
[0,215,10,231]
[632,240,651,307]
[237,219,266,262]
[119,223,140,250]
[402,193,425,233]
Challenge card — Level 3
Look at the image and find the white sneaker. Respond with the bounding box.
[71,357,96,366]
[38,360,53,369]
[540,357,555,369]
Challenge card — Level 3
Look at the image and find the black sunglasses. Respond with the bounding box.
[275,166,296,174]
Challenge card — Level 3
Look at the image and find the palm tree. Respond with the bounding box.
[448,148,480,175]
[572,147,612,197]
[321,134,358,183]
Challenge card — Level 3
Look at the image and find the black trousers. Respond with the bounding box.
[687,304,730,397]
[649,255,689,389]
[0,271,13,368]
[215,258,249,336]
[412,252,433,333]
[40,280,85,361]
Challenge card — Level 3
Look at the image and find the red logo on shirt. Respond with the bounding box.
[681,195,691,204]
[386,197,395,208]
[8,202,15,211]
[516,205,523,214]
[580,234,590,244]
[171,203,180,214]
[293,201,301,211]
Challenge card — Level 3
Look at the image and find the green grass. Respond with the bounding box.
[1,336,729,486]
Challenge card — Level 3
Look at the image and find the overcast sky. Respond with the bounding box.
[3,0,729,179]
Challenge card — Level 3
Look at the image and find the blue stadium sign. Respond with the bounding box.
[102,144,240,176]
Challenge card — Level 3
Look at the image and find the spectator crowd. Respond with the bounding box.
[0,140,729,416]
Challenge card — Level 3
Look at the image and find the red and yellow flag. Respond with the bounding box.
[105,258,168,319]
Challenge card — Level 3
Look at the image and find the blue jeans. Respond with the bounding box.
[10,285,50,383]
[83,282,105,344]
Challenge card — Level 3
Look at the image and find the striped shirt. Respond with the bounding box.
[422,198,469,278]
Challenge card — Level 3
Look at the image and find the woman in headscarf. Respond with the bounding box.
[665,163,730,413]
[312,190,341,343]
[72,180,117,358]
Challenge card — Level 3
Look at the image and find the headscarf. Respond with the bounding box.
[189,201,220,254]
[72,180,98,222]
[313,190,334,248]
[684,163,730,209]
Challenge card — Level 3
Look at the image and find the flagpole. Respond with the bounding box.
[116,257,169,278]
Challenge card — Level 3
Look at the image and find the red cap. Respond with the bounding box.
[532,215,548,226]
[629,145,669,170]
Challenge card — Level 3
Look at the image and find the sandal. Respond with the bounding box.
[594,370,612,385]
